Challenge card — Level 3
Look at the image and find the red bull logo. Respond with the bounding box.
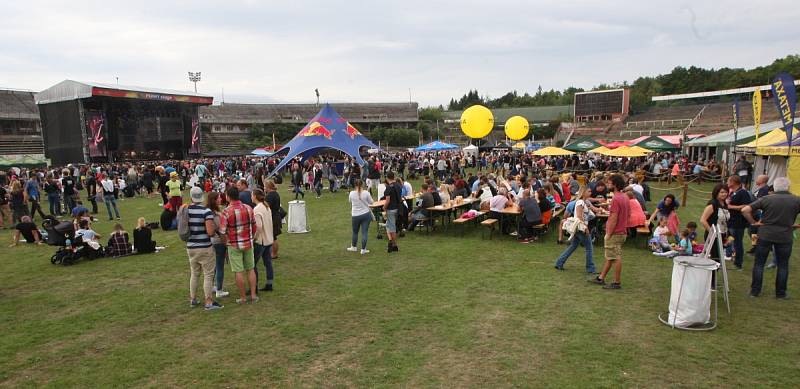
[298,121,335,139]
[345,122,362,139]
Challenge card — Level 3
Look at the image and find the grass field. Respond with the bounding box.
[1,178,799,388]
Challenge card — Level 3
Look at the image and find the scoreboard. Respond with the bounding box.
[574,89,629,121]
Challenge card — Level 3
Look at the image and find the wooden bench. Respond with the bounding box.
[452,211,485,236]
[481,218,498,240]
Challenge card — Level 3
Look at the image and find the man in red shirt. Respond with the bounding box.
[220,186,259,303]
[590,174,630,289]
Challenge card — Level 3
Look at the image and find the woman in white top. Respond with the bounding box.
[438,184,451,204]
[347,179,375,254]
[252,189,276,291]
[554,186,597,273]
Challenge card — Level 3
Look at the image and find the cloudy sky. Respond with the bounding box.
[1,1,797,106]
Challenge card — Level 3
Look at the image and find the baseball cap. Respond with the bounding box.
[190,186,204,203]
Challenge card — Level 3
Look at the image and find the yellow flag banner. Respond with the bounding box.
[788,157,800,196]
[753,88,762,142]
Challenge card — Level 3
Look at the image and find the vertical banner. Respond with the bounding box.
[732,98,739,145]
[85,110,107,158]
[189,116,201,154]
[770,72,797,144]
[753,87,762,143]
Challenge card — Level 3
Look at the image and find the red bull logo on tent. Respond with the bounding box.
[345,122,362,139]
[298,121,335,139]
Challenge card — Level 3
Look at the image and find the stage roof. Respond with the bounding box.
[35,80,213,105]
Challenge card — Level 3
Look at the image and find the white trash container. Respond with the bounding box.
[667,256,719,327]
[287,200,309,233]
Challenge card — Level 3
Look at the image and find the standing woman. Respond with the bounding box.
[252,189,275,291]
[206,192,230,298]
[699,184,730,287]
[10,180,28,224]
[347,179,374,255]
[554,186,597,274]
[264,180,282,259]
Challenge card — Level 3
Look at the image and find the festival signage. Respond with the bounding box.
[85,110,107,157]
[770,72,797,144]
[189,117,201,154]
[753,87,762,142]
[91,87,213,104]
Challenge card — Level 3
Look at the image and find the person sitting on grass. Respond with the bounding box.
[9,215,44,247]
[133,217,156,254]
[76,219,101,242]
[653,228,693,258]
[106,223,133,257]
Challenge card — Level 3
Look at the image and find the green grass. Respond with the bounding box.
[1,179,799,388]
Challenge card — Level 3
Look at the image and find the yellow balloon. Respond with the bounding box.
[504,116,529,140]
[460,105,494,139]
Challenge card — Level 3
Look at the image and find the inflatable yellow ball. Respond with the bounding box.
[504,116,529,140]
[460,105,494,139]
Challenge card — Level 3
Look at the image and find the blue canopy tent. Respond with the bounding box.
[269,104,380,175]
[415,140,459,152]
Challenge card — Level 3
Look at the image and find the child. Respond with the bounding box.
[654,229,693,258]
[649,218,672,252]
[686,221,698,243]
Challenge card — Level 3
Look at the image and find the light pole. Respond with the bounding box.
[188,72,201,92]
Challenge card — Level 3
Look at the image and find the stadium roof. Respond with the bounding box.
[200,102,419,124]
[0,89,39,120]
[686,118,799,147]
[444,105,572,124]
[652,80,800,102]
[35,80,213,105]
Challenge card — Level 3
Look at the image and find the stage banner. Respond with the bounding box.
[770,72,797,144]
[86,110,107,157]
[189,117,201,154]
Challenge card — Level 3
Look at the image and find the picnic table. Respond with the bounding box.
[426,198,479,230]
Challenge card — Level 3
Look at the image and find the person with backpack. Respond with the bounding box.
[180,186,223,311]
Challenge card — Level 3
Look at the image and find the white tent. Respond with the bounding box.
[463,144,479,157]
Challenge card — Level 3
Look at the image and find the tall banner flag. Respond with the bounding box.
[189,117,201,154]
[770,72,797,145]
[753,87,762,143]
[732,98,739,146]
[85,110,107,157]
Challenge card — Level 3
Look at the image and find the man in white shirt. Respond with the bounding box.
[100,175,121,220]
[488,188,514,234]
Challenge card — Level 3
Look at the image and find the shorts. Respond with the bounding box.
[228,247,255,273]
[604,234,626,260]
[385,209,398,233]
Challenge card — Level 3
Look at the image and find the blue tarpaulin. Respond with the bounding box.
[270,104,380,175]
[414,140,459,152]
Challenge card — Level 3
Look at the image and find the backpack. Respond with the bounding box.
[177,205,191,242]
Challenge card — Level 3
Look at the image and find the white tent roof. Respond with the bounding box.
[463,144,478,150]
[686,118,798,147]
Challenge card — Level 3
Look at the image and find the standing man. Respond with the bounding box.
[236,179,253,208]
[742,177,800,299]
[590,174,630,290]
[100,174,121,221]
[382,172,402,253]
[61,170,77,215]
[84,173,98,215]
[220,186,259,304]
[24,174,45,220]
[0,182,11,229]
[184,187,223,310]
[747,174,771,255]
[726,175,752,270]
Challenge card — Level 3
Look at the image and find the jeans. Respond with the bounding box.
[213,243,227,290]
[351,212,372,249]
[88,195,98,214]
[104,194,120,219]
[63,194,76,215]
[555,231,596,273]
[253,243,274,287]
[729,227,746,268]
[751,239,792,297]
[48,193,61,215]
[29,198,46,220]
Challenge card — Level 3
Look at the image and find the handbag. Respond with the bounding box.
[278,206,287,221]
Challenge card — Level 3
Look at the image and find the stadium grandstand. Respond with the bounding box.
[0,89,44,157]
[199,102,419,152]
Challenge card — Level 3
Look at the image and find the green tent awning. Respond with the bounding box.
[564,136,603,152]
[634,136,679,151]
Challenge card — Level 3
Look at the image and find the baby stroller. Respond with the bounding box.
[50,230,105,266]
[43,217,74,246]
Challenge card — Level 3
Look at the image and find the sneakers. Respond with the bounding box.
[518,239,531,244]
[360,249,370,255]
[235,298,247,304]
[204,301,224,311]
[346,246,358,252]
[260,284,274,292]
[190,298,201,307]
[554,265,564,271]
[766,262,777,269]
[603,283,621,290]
[250,296,260,303]
[215,290,230,298]
[588,276,606,285]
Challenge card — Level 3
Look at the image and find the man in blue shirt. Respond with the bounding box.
[25,175,46,220]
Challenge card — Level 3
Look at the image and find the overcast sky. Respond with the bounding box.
[1,1,797,107]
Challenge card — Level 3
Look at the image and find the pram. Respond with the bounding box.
[42,218,74,246]
[50,228,105,265]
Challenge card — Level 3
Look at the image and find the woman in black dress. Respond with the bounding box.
[265,180,282,259]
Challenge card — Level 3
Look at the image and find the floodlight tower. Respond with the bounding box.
[188,72,202,92]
